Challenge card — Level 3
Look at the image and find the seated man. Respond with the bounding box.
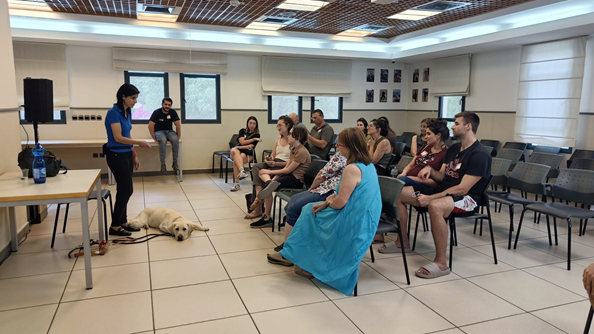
[308,109,334,160]
[382,111,491,279]
[289,112,307,130]
[148,98,181,172]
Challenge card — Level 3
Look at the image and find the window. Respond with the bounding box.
[268,96,302,124]
[180,74,221,123]
[19,110,66,124]
[438,95,465,133]
[124,71,169,123]
[311,97,343,123]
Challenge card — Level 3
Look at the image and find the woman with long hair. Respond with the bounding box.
[230,116,261,192]
[104,83,151,236]
[378,116,398,154]
[356,117,370,143]
[367,119,393,176]
[279,127,381,296]
[411,118,429,156]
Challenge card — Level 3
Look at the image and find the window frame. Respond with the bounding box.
[310,97,343,123]
[180,73,221,124]
[267,96,303,124]
[526,143,573,154]
[438,96,466,122]
[124,71,169,124]
[19,110,67,125]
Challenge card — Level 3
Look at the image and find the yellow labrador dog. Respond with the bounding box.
[127,207,209,241]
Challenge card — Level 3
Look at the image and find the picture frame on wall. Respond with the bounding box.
[394,69,401,83]
[412,89,418,102]
[422,88,429,102]
[380,89,387,102]
[413,69,419,83]
[380,69,388,83]
[393,89,401,102]
[366,89,374,103]
[423,68,430,82]
[366,69,375,82]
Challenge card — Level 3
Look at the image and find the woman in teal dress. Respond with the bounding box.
[280,127,381,296]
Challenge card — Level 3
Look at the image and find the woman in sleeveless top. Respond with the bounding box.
[245,115,293,219]
[368,118,393,176]
[411,118,429,156]
[280,127,381,296]
[230,116,261,192]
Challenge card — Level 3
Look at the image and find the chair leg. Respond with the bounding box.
[473,217,478,234]
[486,204,498,264]
[508,205,514,250]
[513,209,527,249]
[272,195,277,233]
[369,245,375,263]
[453,223,458,247]
[51,204,61,248]
[583,219,589,236]
[584,306,593,334]
[354,283,358,296]
[108,193,114,241]
[219,156,224,178]
[479,217,483,236]
[449,218,455,270]
[397,224,410,285]
[62,203,70,233]
[412,211,420,251]
[225,160,229,183]
[533,194,538,223]
[212,154,215,174]
[553,217,558,246]
[423,212,429,231]
[567,218,572,271]
[407,206,412,240]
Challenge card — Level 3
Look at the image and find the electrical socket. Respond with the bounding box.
[91,115,96,121]
[92,153,99,158]
[84,115,90,121]
[78,115,84,121]
[97,115,102,121]
[99,153,105,158]
[72,115,78,121]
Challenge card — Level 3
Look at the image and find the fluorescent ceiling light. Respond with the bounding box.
[138,12,178,23]
[388,9,440,21]
[246,22,284,31]
[337,30,373,37]
[8,0,52,12]
[277,0,329,12]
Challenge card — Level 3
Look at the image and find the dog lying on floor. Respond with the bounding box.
[127,207,209,241]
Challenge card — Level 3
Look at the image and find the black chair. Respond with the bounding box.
[327,134,339,158]
[445,137,460,147]
[497,148,523,172]
[490,157,513,199]
[567,150,594,168]
[570,158,594,171]
[514,169,594,270]
[480,139,500,157]
[392,155,413,176]
[310,154,322,161]
[532,145,561,155]
[482,146,494,155]
[401,132,416,153]
[261,150,272,162]
[503,142,528,161]
[393,142,406,161]
[52,189,112,248]
[222,148,257,183]
[528,153,564,181]
[487,162,550,249]
[212,134,239,174]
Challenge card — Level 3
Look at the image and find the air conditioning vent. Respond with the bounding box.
[143,5,171,13]
[261,16,296,25]
[416,1,469,12]
[358,24,390,32]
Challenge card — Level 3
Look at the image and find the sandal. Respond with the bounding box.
[249,198,265,211]
[378,242,411,254]
[415,262,451,279]
[244,211,262,219]
[294,266,314,279]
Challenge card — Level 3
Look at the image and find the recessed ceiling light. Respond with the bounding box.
[388,9,440,21]
[8,0,52,12]
[246,16,297,31]
[277,0,328,12]
[337,24,390,37]
[246,22,285,31]
[388,1,469,21]
[137,4,180,23]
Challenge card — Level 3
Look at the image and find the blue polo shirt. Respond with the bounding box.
[105,104,133,153]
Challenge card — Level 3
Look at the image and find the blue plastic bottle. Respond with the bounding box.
[32,143,46,184]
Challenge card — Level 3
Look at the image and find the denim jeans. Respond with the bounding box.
[155,130,179,164]
[284,190,332,226]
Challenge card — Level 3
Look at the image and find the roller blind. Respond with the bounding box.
[13,42,69,108]
[430,54,471,96]
[113,48,227,74]
[514,36,587,147]
[262,56,352,96]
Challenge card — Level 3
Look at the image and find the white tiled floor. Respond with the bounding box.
[0,173,592,333]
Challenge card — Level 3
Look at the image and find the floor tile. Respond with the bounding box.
[0,251,75,279]
[0,304,58,334]
[251,301,361,334]
[195,206,247,221]
[469,270,585,311]
[432,329,464,334]
[261,228,286,246]
[407,279,523,326]
[150,255,228,290]
[149,236,215,261]
[184,190,229,200]
[334,290,453,334]
[573,256,594,268]
[62,263,150,302]
[30,218,85,236]
[74,243,148,270]
[49,292,153,334]
[219,249,293,279]
[189,197,239,210]
[17,231,99,254]
[152,281,246,329]
[155,315,258,334]
[454,225,508,247]
[234,271,328,312]
[472,242,565,269]
[460,313,564,334]
[313,262,400,299]
[524,261,589,297]
[202,218,256,235]
[209,231,276,254]
[144,200,193,211]
[532,300,591,334]
[520,236,594,261]
[173,210,199,221]
[0,272,69,311]
[421,247,515,278]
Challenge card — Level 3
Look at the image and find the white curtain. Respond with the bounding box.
[515,36,587,147]
[13,42,69,108]
[261,56,352,96]
[430,54,471,96]
[113,48,227,74]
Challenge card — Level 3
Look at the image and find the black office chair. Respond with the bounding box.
[567,150,594,168]
[480,139,500,157]
[212,134,239,174]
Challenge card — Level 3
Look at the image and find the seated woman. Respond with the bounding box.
[379,116,398,154]
[367,119,393,176]
[249,126,311,228]
[356,117,370,143]
[245,115,293,219]
[278,127,381,296]
[230,116,261,192]
[411,118,429,157]
[378,118,449,253]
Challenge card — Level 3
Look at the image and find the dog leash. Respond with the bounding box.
[111,233,173,244]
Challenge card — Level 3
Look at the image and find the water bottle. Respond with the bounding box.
[32,143,46,184]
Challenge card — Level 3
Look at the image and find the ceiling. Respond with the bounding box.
[44,0,538,38]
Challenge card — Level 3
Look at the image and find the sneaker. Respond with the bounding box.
[172,162,179,171]
[160,164,167,172]
[238,169,248,180]
[258,180,280,200]
[267,252,293,266]
[250,216,272,228]
[230,183,240,192]
[274,242,284,252]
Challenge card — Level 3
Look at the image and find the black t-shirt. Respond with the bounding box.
[237,128,260,149]
[150,108,180,132]
[439,140,491,202]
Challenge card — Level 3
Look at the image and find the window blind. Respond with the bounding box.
[113,48,227,74]
[430,54,471,96]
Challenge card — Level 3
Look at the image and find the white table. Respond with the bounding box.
[21,139,184,184]
[0,169,104,289]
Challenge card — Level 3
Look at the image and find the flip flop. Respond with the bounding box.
[415,262,451,279]
[378,242,411,254]
[244,212,262,220]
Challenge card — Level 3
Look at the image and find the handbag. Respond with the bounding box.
[18,146,68,178]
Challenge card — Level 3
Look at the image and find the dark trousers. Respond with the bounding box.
[106,151,134,227]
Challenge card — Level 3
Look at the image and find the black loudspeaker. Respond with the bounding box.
[24,78,54,123]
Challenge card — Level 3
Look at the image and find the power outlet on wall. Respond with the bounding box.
[78,115,84,121]
[72,115,78,121]
[97,115,102,121]
[91,115,96,121]
[92,153,99,158]
[99,153,105,158]
[84,115,90,121]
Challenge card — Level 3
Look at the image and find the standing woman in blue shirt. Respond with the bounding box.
[104,83,151,236]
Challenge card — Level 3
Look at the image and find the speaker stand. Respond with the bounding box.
[33,120,39,144]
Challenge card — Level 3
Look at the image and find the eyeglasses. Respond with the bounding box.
[336,143,345,148]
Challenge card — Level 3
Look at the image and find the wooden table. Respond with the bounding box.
[21,139,184,184]
[0,169,104,289]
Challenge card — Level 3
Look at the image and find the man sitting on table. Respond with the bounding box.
[308,109,334,160]
[384,111,491,279]
[148,98,181,172]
